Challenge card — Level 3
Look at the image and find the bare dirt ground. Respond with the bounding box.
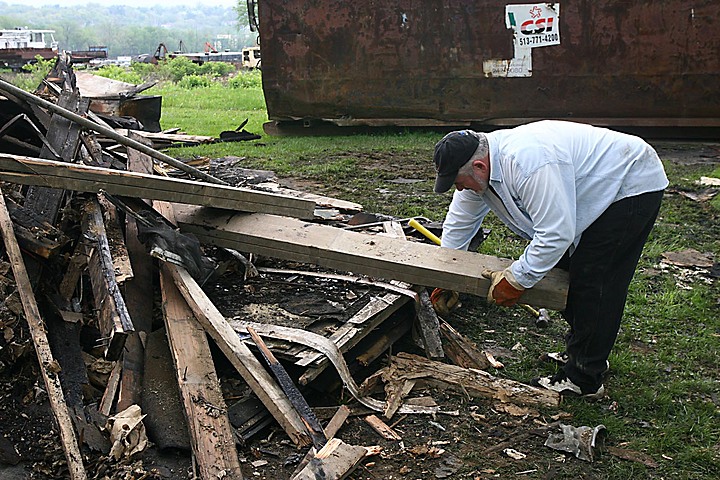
[0,139,717,479]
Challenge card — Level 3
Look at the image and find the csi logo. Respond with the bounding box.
[520,6,555,35]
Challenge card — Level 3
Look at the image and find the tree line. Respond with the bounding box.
[0,1,254,58]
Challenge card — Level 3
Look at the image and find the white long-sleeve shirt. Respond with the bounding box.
[440,120,669,288]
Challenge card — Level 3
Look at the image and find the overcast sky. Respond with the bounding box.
[4,0,236,7]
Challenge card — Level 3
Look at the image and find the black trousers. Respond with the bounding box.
[557,190,664,389]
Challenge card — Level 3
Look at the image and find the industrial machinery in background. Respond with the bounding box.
[253,1,720,136]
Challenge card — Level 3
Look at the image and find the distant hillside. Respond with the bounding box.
[0,1,255,57]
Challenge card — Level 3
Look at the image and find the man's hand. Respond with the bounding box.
[430,288,460,317]
[481,268,525,306]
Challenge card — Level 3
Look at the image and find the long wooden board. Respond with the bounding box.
[171,207,569,310]
[159,263,244,479]
[0,154,316,219]
[0,191,87,480]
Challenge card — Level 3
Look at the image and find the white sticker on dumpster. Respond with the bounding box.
[506,3,560,49]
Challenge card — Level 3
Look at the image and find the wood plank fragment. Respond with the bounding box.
[364,414,403,441]
[439,319,499,370]
[0,191,87,480]
[291,438,368,480]
[116,134,155,411]
[81,198,134,360]
[290,405,352,478]
[171,207,569,310]
[99,360,122,416]
[414,288,444,359]
[0,154,316,219]
[382,352,560,408]
[159,262,243,479]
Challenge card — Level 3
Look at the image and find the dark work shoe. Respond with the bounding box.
[531,371,605,400]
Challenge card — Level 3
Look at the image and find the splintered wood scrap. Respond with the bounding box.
[171,206,569,310]
[159,262,243,479]
[81,198,134,361]
[59,243,89,302]
[97,195,133,284]
[247,326,328,449]
[364,414,402,441]
[4,196,69,259]
[382,352,560,408]
[383,379,417,420]
[99,359,122,416]
[439,319,503,370]
[0,154,316,219]
[290,405,352,478]
[0,191,87,480]
[114,128,215,146]
[414,288,445,359]
[291,438,369,480]
[380,352,560,407]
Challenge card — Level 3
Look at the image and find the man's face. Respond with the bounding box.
[454,163,488,194]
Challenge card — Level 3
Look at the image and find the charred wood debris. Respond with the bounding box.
[0,58,561,480]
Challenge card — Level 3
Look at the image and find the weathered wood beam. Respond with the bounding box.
[81,198,134,360]
[0,154,316,219]
[0,191,87,480]
[159,262,243,479]
[171,207,569,310]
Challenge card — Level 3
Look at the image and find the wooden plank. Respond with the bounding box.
[116,133,155,412]
[383,352,560,408]
[171,207,569,310]
[291,438,368,480]
[414,288,444,359]
[24,90,86,224]
[0,154,316,219]
[364,414,402,441]
[0,190,87,480]
[159,262,243,479]
[81,198,134,360]
[155,202,311,447]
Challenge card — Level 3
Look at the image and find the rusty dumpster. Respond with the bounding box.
[255,0,720,133]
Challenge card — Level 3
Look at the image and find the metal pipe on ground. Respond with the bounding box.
[0,78,227,185]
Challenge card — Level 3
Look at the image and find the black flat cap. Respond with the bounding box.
[433,131,480,193]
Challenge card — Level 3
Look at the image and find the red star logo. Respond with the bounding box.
[529,6,542,19]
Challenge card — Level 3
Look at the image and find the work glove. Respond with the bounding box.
[430,288,460,317]
[481,268,525,307]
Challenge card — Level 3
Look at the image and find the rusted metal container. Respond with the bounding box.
[256,0,720,132]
